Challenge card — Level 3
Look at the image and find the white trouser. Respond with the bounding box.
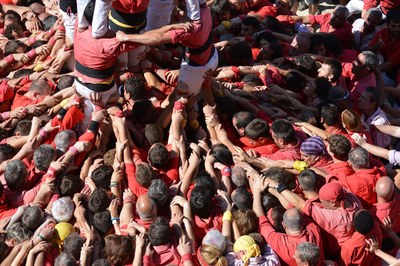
[77,0,112,38]
[75,81,116,133]
[117,45,146,71]
[346,0,363,15]
[186,0,200,20]
[178,50,219,97]
[145,0,174,31]
[60,10,77,42]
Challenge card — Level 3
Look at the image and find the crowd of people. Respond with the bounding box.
[0,0,400,264]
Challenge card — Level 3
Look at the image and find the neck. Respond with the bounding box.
[363,107,378,119]
[377,195,392,203]
[304,190,319,200]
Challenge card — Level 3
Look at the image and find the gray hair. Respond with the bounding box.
[148,179,170,206]
[55,252,76,266]
[283,208,304,231]
[334,5,350,18]
[6,222,31,243]
[361,51,378,70]
[52,197,75,222]
[33,144,56,171]
[296,242,321,266]
[232,166,248,187]
[55,130,76,152]
[349,147,370,169]
[4,160,28,191]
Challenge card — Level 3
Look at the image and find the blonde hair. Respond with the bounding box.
[200,244,228,266]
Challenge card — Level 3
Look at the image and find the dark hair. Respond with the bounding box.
[148,143,168,169]
[4,40,27,55]
[92,165,113,190]
[294,56,318,77]
[21,206,44,230]
[353,210,374,235]
[0,144,16,160]
[14,120,31,136]
[5,10,21,23]
[210,0,230,22]
[262,167,296,190]
[144,124,163,145]
[104,235,134,266]
[148,179,170,206]
[314,77,332,98]
[231,166,248,188]
[57,75,75,91]
[13,68,34,78]
[211,144,234,166]
[244,118,270,140]
[286,71,307,92]
[6,222,31,243]
[271,205,285,233]
[242,74,263,85]
[271,120,296,143]
[262,193,280,212]
[310,34,325,51]
[92,211,112,235]
[4,23,23,40]
[328,134,351,161]
[232,187,253,210]
[92,259,112,266]
[64,232,85,260]
[321,104,340,126]
[321,33,343,58]
[233,111,256,129]
[136,163,156,188]
[215,96,236,120]
[190,186,214,218]
[43,15,57,31]
[386,7,400,24]
[60,174,83,198]
[195,172,217,195]
[323,58,342,82]
[261,16,286,34]
[33,144,56,171]
[229,41,252,66]
[88,188,111,213]
[4,160,27,191]
[55,252,76,266]
[233,209,258,235]
[241,16,260,30]
[124,76,145,100]
[149,217,171,246]
[365,86,381,107]
[298,169,323,192]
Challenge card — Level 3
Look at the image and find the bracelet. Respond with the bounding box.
[47,167,57,177]
[38,234,46,241]
[48,37,56,46]
[27,36,37,45]
[69,146,79,156]
[221,20,231,30]
[111,217,120,224]
[222,210,232,222]
[221,166,231,177]
[274,184,288,193]
[189,119,200,130]
[109,181,118,188]
[231,66,240,80]
[293,160,308,172]
[181,253,192,263]
[39,128,48,139]
[27,49,37,58]
[123,196,135,205]
[4,54,15,64]
[33,62,43,72]
[58,108,67,118]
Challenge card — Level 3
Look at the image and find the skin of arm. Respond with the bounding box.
[359,142,389,160]
[297,121,330,140]
[375,125,400,138]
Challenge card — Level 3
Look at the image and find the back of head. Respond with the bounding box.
[33,144,56,171]
[144,124,163,146]
[262,193,280,212]
[233,209,258,235]
[0,144,16,161]
[211,144,234,166]
[199,244,228,266]
[348,146,370,169]
[203,229,226,252]
[341,109,362,132]
[135,163,156,188]
[149,217,171,246]
[4,40,26,56]
[229,41,253,66]
[324,58,342,82]
[136,194,157,221]
[43,15,57,31]
[148,143,168,169]
[386,7,400,24]
[295,242,321,266]
[353,210,374,235]
[362,51,378,70]
[283,208,304,231]
[91,165,113,190]
[231,166,248,188]
[376,176,395,199]
[92,211,112,235]
[6,222,31,244]
[148,179,170,207]
[190,185,214,219]
[60,174,83,198]
[286,71,307,92]
[22,206,44,230]
[4,160,27,191]
[52,197,75,222]
[195,172,217,195]
[29,79,51,96]
[55,130,76,153]
[328,134,351,161]
[242,16,260,30]
[321,104,340,126]
[232,187,253,210]
[365,86,381,107]
[233,111,256,129]
[104,234,134,266]
[314,77,332,98]
[244,118,270,140]
[271,119,295,143]
[298,169,322,192]
[124,76,145,100]
[64,232,84,260]
[263,167,296,190]
[88,188,111,213]
[13,68,34,78]
[55,252,76,266]
[56,75,75,91]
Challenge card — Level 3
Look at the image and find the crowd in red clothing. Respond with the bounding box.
[0,0,400,265]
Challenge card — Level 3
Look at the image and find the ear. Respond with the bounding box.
[328,74,334,82]
[258,137,267,144]
[15,131,21,137]
[278,138,285,146]
[32,91,40,99]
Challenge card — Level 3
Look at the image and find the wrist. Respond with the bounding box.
[68,146,79,156]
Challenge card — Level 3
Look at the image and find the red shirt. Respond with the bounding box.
[239,137,280,157]
[0,80,14,112]
[125,163,148,197]
[193,203,223,245]
[112,0,149,14]
[363,0,400,14]
[266,141,302,161]
[337,49,359,64]
[369,28,400,70]
[11,86,44,110]
[154,157,179,188]
[324,161,354,181]
[339,220,382,266]
[0,202,17,219]
[308,13,354,50]
[259,215,323,266]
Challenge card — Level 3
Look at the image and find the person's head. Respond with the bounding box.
[211,0,231,22]
[260,16,286,34]
[242,74,263,89]
[29,79,52,98]
[91,165,113,190]
[330,5,349,29]
[55,130,76,153]
[229,41,253,66]
[54,252,76,266]
[289,33,311,56]
[92,259,112,266]
[298,169,322,193]
[124,76,145,101]
[358,86,380,112]
[271,119,296,148]
[327,86,351,110]
[275,0,292,14]
[244,118,271,145]
[136,194,157,221]
[294,242,321,266]
[149,216,171,246]
[233,236,261,264]
[92,211,112,235]
[348,146,370,170]
[341,109,362,132]
[131,99,159,124]
[88,188,111,213]
[4,40,27,55]
[304,76,331,100]
[263,167,296,190]
[352,51,377,78]
[310,34,326,56]
[318,182,345,209]
[203,229,226,253]
[4,23,24,39]
[6,222,31,245]
[103,149,116,166]
[56,75,75,91]
[231,166,248,188]
[195,172,217,195]
[232,187,253,210]
[42,15,57,31]
[190,185,214,219]
[22,206,44,230]
[353,210,374,235]
[4,160,27,191]
[60,174,83,198]
[300,137,327,166]
[262,193,280,212]
[148,179,170,207]
[376,176,395,201]
[294,56,318,78]
[241,16,259,36]
[233,209,258,235]
[320,104,340,126]
[135,163,156,188]
[33,144,56,171]
[4,10,20,27]
[199,244,228,266]
[148,143,168,169]
[13,120,31,137]
[318,58,342,83]
[283,208,304,233]
[286,71,307,93]
[144,124,163,146]
[386,7,400,38]
[104,235,134,266]
[327,134,351,161]
[63,232,84,261]
[233,111,256,137]
[211,144,234,166]
[256,40,283,61]
[52,197,75,222]
[0,144,15,163]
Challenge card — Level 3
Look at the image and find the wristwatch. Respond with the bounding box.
[274,184,288,193]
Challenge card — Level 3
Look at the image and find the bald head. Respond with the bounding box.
[376,176,394,201]
[283,208,304,232]
[136,194,157,221]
